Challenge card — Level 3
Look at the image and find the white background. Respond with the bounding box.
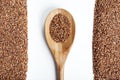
[27,0,95,80]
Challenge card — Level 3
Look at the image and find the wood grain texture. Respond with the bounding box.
[45,8,75,80]
[93,0,120,79]
[0,0,27,80]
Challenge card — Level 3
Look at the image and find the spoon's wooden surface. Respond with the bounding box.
[45,8,75,80]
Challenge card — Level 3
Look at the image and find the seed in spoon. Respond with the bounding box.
[49,13,71,42]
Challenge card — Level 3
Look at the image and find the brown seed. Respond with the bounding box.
[50,13,71,42]
[0,0,27,80]
[93,0,120,79]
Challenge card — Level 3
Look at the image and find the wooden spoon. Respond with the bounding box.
[45,8,75,80]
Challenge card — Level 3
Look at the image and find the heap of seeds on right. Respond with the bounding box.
[93,0,120,79]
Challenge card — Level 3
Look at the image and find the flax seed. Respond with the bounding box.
[93,0,120,79]
[0,0,27,80]
[50,13,71,42]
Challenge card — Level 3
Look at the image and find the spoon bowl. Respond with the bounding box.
[45,8,75,80]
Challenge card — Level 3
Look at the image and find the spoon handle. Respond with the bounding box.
[57,66,64,80]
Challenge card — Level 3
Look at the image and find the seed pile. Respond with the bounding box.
[93,0,120,79]
[0,0,27,80]
[50,13,71,42]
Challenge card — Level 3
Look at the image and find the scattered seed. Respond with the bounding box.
[93,0,120,79]
[0,0,27,80]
